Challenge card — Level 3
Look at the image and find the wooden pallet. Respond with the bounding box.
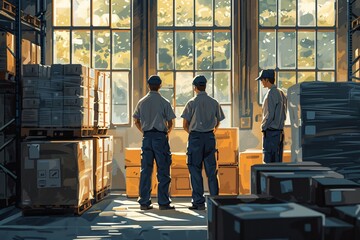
[21,127,94,138]
[1,0,16,16]
[95,186,110,202]
[22,198,92,216]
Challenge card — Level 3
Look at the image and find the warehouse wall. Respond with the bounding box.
[43,0,353,190]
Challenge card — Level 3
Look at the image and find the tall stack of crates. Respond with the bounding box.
[215,128,239,195]
[20,64,113,214]
[94,71,111,133]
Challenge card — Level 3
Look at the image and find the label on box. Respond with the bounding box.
[28,144,40,159]
[37,159,61,188]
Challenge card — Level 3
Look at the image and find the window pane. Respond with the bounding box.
[214,72,231,103]
[298,72,315,83]
[111,0,131,28]
[298,0,315,26]
[158,72,174,88]
[298,31,315,69]
[112,31,131,69]
[196,0,213,26]
[93,0,109,26]
[259,31,276,69]
[318,72,335,82]
[73,0,90,26]
[196,72,213,97]
[220,105,231,127]
[195,32,212,70]
[278,31,296,69]
[318,0,335,27]
[176,72,194,105]
[158,31,174,70]
[175,106,185,128]
[215,0,231,27]
[54,0,70,26]
[158,0,174,26]
[175,0,194,26]
[53,30,70,64]
[317,32,335,70]
[176,32,194,70]
[214,31,231,70]
[159,88,174,106]
[278,72,296,94]
[259,0,277,27]
[112,72,129,124]
[93,30,111,69]
[279,0,296,26]
[72,30,90,67]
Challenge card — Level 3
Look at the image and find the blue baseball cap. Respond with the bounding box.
[255,69,275,81]
[192,75,207,86]
[147,75,162,85]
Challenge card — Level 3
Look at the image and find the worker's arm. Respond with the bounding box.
[134,118,143,134]
[167,119,174,134]
[214,120,220,133]
[183,119,190,133]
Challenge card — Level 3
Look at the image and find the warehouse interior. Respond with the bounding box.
[1,0,360,239]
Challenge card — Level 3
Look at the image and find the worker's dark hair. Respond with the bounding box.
[149,84,161,91]
[267,77,275,84]
[195,85,206,91]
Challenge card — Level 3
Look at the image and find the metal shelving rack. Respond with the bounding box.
[348,0,360,81]
[0,0,46,206]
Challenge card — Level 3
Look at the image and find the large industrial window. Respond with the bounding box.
[258,0,336,103]
[157,0,233,127]
[53,0,132,125]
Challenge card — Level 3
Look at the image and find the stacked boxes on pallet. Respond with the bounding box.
[20,64,113,214]
[20,140,94,215]
[94,71,111,131]
[124,148,157,197]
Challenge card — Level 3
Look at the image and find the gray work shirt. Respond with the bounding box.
[261,85,287,131]
[133,91,176,132]
[181,91,225,132]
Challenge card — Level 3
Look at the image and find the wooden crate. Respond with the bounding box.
[125,166,157,198]
[215,128,239,165]
[219,166,239,195]
[124,148,141,167]
[170,168,191,197]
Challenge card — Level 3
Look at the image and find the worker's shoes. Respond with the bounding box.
[140,204,153,210]
[159,204,175,210]
[188,204,206,210]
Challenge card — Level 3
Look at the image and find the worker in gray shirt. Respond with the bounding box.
[133,75,176,210]
[255,69,287,163]
[181,75,225,210]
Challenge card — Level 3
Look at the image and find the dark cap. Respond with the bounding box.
[192,75,207,86]
[147,75,162,85]
[255,69,275,81]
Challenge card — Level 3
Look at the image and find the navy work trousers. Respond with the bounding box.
[262,130,284,163]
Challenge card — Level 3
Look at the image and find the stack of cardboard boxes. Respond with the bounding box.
[94,71,111,131]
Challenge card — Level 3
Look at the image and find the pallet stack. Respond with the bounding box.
[20,64,113,215]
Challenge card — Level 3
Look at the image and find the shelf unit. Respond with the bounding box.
[0,0,46,207]
[348,0,360,81]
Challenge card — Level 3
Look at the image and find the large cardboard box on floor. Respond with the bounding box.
[21,140,94,207]
[125,148,142,167]
[170,168,192,197]
[215,128,239,165]
[125,166,157,197]
[219,166,239,195]
[239,150,264,194]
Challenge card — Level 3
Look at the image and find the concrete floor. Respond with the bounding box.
[0,192,207,240]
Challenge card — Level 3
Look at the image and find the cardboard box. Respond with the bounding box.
[125,166,157,198]
[239,150,264,194]
[311,178,360,206]
[250,161,327,195]
[51,64,64,76]
[51,110,63,127]
[283,150,291,163]
[215,128,239,165]
[207,195,283,240]
[0,32,15,74]
[63,108,88,127]
[23,64,45,77]
[22,109,38,127]
[171,152,187,168]
[170,168,191,197]
[21,140,94,207]
[219,202,324,240]
[22,98,40,109]
[219,166,239,195]
[125,148,141,167]
[64,64,88,76]
[38,109,52,127]
[22,39,31,65]
[260,171,344,203]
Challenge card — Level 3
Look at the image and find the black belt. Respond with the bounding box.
[144,129,167,134]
